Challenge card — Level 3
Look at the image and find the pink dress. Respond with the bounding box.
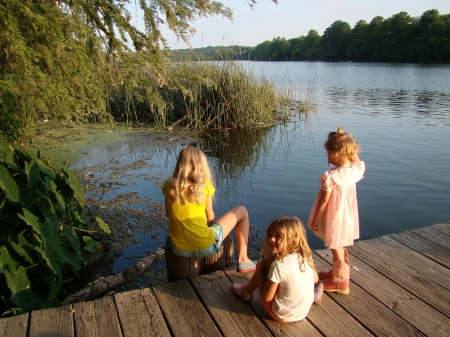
[307,161,365,249]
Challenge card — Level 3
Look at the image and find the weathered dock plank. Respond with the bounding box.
[316,246,450,336]
[190,270,272,337]
[389,231,450,268]
[153,279,221,336]
[430,222,450,236]
[114,288,170,337]
[1,223,449,337]
[29,305,73,337]
[73,295,123,337]
[313,252,425,337]
[226,268,322,337]
[0,313,28,337]
[365,235,450,291]
[410,226,450,250]
[350,240,450,318]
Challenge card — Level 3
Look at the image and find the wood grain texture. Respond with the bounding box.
[410,226,450,250]
[114,288,170,337]
[365,235,450,291]
[29,306,73,337]
[190,270,272,337]
[0,313,28,337]
[153,279,221,336]
[430,222,450,236]
[350,240,450,318]
[73,295,123,337]
[313,252,426,337]
[389,231,450,268]
[320,244,450,336]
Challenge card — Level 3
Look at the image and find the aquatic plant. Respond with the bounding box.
[0,135,111,316]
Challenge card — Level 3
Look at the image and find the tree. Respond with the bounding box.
[0,1,279,140]
[383,11,414,61]
[414,9,450,62]
[348,20,369,61]
[366,16,386,61]
[321,20,352,61]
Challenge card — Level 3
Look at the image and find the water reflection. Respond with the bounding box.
[65,63,450,284]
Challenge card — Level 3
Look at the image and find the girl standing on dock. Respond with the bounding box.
[162,146,256,273]
[307,126,365,295]
[231,216,322,322]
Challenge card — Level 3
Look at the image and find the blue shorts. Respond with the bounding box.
[172,224,224,258]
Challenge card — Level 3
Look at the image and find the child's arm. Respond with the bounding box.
[310,189,331,231]
[261,280,278,303]
[205,196,215,226]
[259,256,278,302]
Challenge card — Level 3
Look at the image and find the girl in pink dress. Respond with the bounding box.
[307,126,365,295]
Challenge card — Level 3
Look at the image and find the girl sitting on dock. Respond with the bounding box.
[231,216,323,322]
[162,146,256,273]
[307,126,365,295]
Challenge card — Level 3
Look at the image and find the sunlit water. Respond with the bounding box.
[71,62,450,274]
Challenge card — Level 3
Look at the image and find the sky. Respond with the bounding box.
[129,0,450,49]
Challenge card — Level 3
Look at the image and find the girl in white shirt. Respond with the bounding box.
[231,216,322,322]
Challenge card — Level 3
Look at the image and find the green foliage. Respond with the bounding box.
[181,8,450,63]
[0,135,110,315]
[1,0,259,141]
[159,57,288,129]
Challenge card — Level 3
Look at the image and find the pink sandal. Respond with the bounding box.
[231,283,253,303]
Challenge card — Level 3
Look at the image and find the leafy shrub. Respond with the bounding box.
[0,135,111,316]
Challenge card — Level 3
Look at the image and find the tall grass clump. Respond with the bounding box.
[159,56,288,129]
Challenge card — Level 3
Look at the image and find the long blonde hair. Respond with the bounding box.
[263,216,314,270]
[324,126,360,165]
[165,147,214,205]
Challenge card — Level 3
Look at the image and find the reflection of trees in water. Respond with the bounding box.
[197,127,275,196]
[193,114,313,201]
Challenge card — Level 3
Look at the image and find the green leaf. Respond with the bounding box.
[83,236,98,253]
[0,164,20,202]
[25,159,41,193]
[63,167,85,208]
[18,209,64,278]
[34,245,61,280]
[45,176,66,211]
[0,246,32,311]
[36,159,56,180]
[61,225,81,259]
[60,243,82,273]
[38,198,60,236]
[96,217,112,238]
[10,234,37,265]
[0,135,14,164]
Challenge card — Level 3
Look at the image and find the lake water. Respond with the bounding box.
[71,62,450,275]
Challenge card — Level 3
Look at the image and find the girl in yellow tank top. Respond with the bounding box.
[162,147,256,272]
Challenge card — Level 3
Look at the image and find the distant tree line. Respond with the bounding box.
[170,9,450,63]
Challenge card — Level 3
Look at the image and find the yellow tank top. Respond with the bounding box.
[162,180,215,251]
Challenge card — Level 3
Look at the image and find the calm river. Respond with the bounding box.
[70,62,450,276]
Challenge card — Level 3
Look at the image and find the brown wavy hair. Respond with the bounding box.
[324,126,360,165]
[263,216,314,271]
[165,147,214,205]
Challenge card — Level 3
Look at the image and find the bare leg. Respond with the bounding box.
[331,247,345,262]
[257,257,272,294]
[216,206,251,263]
[242,258,264,293]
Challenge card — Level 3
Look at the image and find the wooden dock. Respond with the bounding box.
[1,222,449,336]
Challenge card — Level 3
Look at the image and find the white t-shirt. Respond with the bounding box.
[268,253,314,322]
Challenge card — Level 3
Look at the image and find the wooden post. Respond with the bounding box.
[165,235,234,282]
